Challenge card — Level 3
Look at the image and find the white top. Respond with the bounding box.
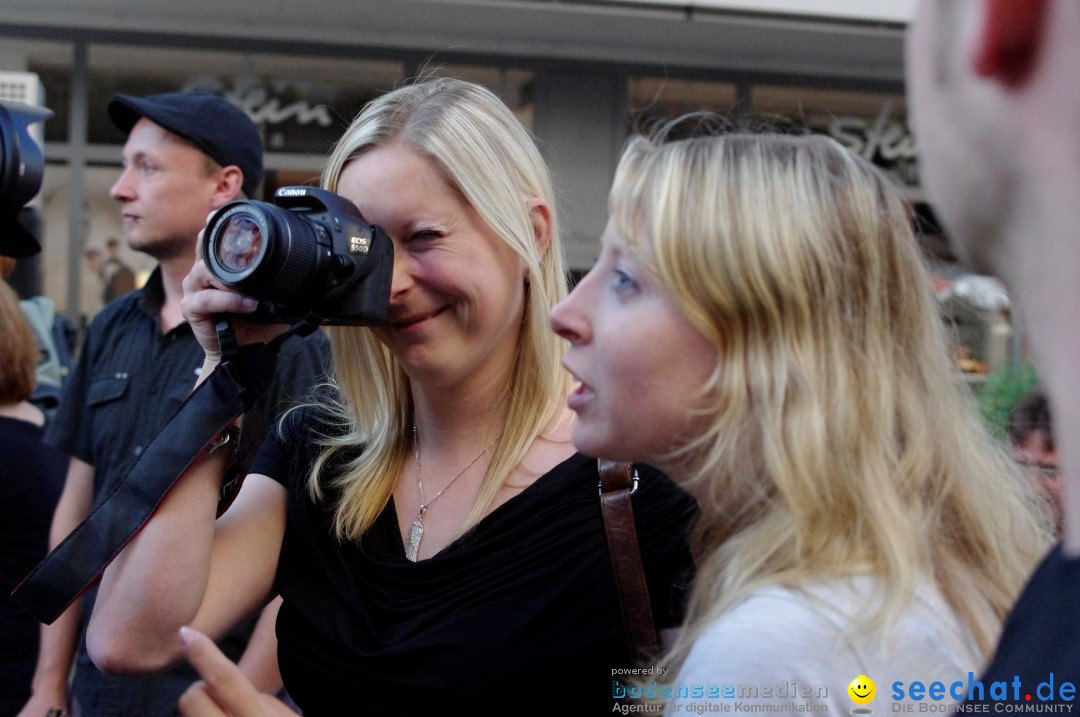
[669,577,985,715]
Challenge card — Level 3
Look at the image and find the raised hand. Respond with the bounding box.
[177,627,297,717]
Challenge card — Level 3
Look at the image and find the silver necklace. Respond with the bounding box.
[404,423,497,562]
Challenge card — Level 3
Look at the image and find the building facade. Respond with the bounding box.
[1,0,913,322]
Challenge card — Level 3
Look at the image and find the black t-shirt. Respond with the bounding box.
[0,416,66,716]
[251,405,698,716]
[966,544,1080,708]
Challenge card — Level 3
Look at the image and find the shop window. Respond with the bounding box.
[751,84,917,191]
[85,45,406,156]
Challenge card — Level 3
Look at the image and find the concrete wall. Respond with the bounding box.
[533,69,627,270]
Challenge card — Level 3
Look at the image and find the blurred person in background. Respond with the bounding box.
[101,238,135,304]
[1008,390,1061,537]
[0,257,76,428]
[81,247,106,328]
[0,278,66,716]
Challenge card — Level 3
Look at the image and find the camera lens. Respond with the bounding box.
[204,201,324,302]
[1,101,51,215]
[215,214,263,272]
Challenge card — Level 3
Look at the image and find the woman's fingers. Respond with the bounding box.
[182,261,258,316]
[179,626,268,717]
[178,682,231,717]
[180,260,262,363]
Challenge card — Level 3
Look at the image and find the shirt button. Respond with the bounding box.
[134,446,143,456]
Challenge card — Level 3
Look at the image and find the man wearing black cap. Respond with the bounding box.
[19,92,328,717]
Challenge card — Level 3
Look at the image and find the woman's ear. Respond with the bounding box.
[972,0,1050,88]
[527,197,553,259]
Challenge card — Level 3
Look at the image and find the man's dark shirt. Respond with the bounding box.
[45,267,330,717]
[967,543,1080,707]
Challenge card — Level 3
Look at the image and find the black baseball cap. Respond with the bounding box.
[108,92,263,197]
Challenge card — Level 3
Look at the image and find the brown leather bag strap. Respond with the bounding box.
[598,458,660,660]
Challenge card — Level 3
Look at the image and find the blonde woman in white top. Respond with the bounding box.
[551,125,1049,713]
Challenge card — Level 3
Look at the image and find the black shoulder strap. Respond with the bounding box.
[10,318,316,625]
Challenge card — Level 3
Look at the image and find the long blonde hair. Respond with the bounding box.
[305,77,572,540]
[610,126,1048,672]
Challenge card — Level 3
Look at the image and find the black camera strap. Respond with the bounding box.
[11,317,319,626]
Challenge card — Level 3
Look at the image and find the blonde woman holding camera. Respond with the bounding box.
[87,78,696,716]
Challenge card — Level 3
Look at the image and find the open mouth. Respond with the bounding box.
[565,375,593,411]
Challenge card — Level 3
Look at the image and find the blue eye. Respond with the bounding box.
[612,267,637,294]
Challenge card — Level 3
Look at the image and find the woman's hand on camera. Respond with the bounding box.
[180,258,261,365]
[177,627,297,717]
[181,256,290,373]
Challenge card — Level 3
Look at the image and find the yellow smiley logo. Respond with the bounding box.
[848,675,876,705]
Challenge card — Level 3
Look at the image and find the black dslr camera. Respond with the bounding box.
[201,186,394,326]
[0,99,52,258]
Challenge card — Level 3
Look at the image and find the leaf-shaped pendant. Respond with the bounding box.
[405,519,423,562]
